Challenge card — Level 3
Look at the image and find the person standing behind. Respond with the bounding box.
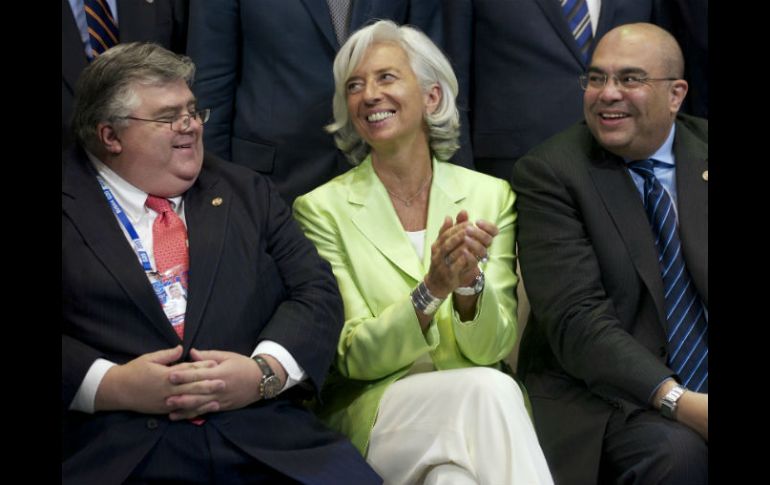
[294,20,553,484]
[443,0,658,179]
[62,0,189,149]
[512,23,707,484]
[62,42,381,484]
[656,0,709,118]
[186,0,465,205]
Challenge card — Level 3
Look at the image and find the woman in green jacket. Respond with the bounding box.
[294,20,552,485]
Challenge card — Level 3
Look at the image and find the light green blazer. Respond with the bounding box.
[293,156,518,454]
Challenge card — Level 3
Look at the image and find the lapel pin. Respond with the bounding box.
[702,170,708,182]
[211,197,223,206]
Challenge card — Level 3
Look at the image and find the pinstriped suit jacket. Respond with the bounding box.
[62,147,380,484]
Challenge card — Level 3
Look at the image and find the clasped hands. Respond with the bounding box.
[424,210,498,298]
[95,345,279,421]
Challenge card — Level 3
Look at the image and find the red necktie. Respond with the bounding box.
[145,195,189,339]
[145,196,204,425]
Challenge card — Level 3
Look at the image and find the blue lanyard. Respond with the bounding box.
[95,175,154,272]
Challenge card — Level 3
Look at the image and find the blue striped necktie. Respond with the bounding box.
[628,160,708,392]
[85,0,119,60]
[560,0,593,63]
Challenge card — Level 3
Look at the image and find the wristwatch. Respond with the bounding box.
[253,355,282,400]
[660,384,687,420]
[411,281,446,315]
[454,271,485,296]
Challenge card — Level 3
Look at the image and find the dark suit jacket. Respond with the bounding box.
[62,0,189,148]
[511,114,708,484]
[186,0,457,205]
[443,0,657,179]
[62,148,380,485]
[656,0,709,118]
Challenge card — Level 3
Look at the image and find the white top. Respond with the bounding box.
[406,229,426,260]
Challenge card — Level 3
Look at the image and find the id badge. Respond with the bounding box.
[149,268,188,333]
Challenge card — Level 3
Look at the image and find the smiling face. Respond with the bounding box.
[101,79,204,197]
[583,25,688,160]
[344,43,439,157]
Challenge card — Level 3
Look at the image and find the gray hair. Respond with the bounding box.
[72,42,195,154]
[327,20,460,165]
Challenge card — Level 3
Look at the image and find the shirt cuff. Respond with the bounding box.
[648,376,676,405]
[69,358,117,413]
[253,340,307,393]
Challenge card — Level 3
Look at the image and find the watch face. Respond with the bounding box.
[455,272,485,295]
[262,375,282,399]
[473,273,485,291]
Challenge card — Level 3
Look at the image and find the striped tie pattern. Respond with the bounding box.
[326,0,352,45]
[85,0,118,59]
[560,0,593,62]
[146,195,189,340]
[628,160,708,392]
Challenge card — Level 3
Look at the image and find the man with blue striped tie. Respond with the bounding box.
[512,23,707,484]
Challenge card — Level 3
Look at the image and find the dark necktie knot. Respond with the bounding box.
[627,159,661,198]
[627,159,660,181]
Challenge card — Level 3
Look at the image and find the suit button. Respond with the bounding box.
[146,418,159,430]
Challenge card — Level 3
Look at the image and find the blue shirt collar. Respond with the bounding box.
[624,124,677,167]
[649,124,676,167]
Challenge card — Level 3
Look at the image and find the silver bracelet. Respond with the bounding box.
[411,281,445,315]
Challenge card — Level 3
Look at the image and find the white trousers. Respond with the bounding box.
[366,367,554,485]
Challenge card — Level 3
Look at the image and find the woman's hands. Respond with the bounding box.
[424,210,498,298]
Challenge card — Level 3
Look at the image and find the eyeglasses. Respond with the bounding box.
[579,73,678,91]
[120,108,211,132]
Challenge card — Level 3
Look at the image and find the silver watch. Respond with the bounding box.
[660,384,687,420]
[454,271,485,296]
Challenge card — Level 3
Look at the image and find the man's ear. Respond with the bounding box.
[98,123,123,155]
[669,79,689,114]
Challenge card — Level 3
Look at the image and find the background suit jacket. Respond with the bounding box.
[656,0,709,118]
[61,0,188,148]
[511,114,708,484]
[62,148,379,485]
[186,0,453,205]
[293,157,518,453]
[443,0,657,179]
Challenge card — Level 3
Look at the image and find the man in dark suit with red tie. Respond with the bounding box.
[62,42,381,485]
[512,23,707,484]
